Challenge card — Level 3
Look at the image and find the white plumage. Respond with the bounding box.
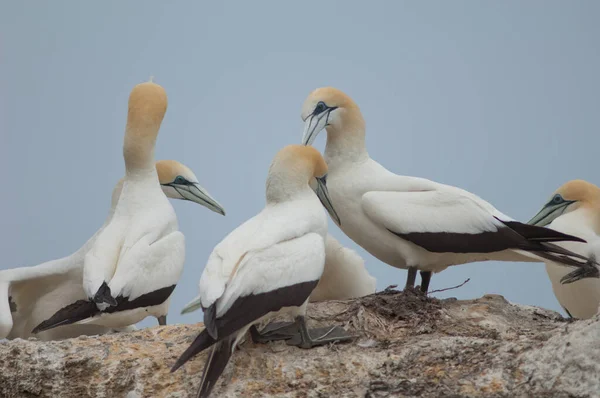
[300,87,593,293]
[528,180,600,319]
[310,234,376,302]
[172,145,351,398]
[1,159,224,340]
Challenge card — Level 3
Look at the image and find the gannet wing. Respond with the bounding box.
[172,232,324,371]
[362,190,587,258]
[31,231,185,333]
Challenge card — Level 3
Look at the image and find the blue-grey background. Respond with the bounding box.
[2,2,599,329]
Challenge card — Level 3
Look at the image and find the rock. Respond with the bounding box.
[1,290,598,397]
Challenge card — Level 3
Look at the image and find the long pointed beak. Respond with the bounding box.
[316,177,341,226]
[302,112,330,146]
[527,202,572,226]
[170,183,226,216]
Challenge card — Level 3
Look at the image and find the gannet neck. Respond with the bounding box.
[324,118,368,164]
[265,145,326,204]
[123,81,168,172]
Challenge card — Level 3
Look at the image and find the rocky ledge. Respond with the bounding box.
[1,289,599,397]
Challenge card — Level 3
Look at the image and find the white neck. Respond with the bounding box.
[265,171,313,204]
[324,125,369,166]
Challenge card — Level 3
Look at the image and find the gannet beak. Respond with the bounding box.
[180,296,203,315]
[527,201,575,227]
[315,176,341,226]
[302,107,337,146]
[165,182,226,216]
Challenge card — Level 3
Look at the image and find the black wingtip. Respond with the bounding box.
[31,299,99,334]
[502,220,587,244]
[560,261,600,284]
[197,336,235,398]
[93,282,117,306]
[171,329,215,373]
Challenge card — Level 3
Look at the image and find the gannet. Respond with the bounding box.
[528,180,600,319]
[0,160,225,340]
[309,234,376,302]
[171,145,353,398]
[300,87,594,294]
[31,80,190,334]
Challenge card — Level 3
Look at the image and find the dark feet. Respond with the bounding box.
[249,322,298,343]
[285,316,355,349]
[419,271,432,294]
[405,267,417,290]
[157,315,167,326]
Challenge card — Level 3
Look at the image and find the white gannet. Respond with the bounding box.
[309,234,376,302]
[300,87,594,294]
[31,80,188,333]
[0,160,225,340]
[528,180,600,319]
[171,145,353,398]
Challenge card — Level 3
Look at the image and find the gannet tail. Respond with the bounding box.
[197,335,235,398]
[31,299,99,334]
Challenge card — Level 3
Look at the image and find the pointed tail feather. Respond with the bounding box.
[197,335,235,398]
[503,221,586,244]
[171,329,216,373]
[31,299,99,334]
[93,282,117,306]
[561,259,600,284]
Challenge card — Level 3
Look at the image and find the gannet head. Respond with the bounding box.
[267,145,340,225]
[301,87,365,146]
[123,80,168,170]
[528,180,600,227]
[157,160,226,216]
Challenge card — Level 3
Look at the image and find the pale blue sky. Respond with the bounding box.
[2,2,599,329]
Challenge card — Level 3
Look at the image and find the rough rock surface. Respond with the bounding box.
[1,289,599,397]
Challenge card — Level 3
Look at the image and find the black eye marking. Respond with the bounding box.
[173,176,189,185]
[551,194,564,205]
[313,101,327,115]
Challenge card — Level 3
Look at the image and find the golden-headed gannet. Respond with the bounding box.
[300,87,594,294]
[1,160,225,340]
[309,234,376,302]
[528,179,600,319]
[30,80,190,333]
[171,145,352,398]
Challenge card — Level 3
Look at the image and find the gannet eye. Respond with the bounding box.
[552,194,564,204]
[313,101,327,115]
[174,176,188,185]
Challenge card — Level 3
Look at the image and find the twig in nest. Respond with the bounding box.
[428,278,470,294]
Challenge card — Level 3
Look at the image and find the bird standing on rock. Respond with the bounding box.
[299,86,596,294]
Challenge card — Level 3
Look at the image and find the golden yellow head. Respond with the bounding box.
[155,159,226,216]
[268,145,340,224]
[301,87,365,146]
[554,180,600,205]
[271,144,328,180]
[156,160,196,185]
[528,179,600,226]
[126,81,168,140]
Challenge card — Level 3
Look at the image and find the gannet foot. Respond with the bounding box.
[285,316,355,349]
[249,322,298,343]
[157,315,167,326]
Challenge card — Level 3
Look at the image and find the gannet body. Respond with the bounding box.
[309,234,376,302]
[31,81,192,333]
[528,180,600,319]
[1,160,224,340]
[300,87,593,293]
[172,145,351,398]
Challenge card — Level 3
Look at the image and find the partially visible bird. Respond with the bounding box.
[528,179,600,319]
